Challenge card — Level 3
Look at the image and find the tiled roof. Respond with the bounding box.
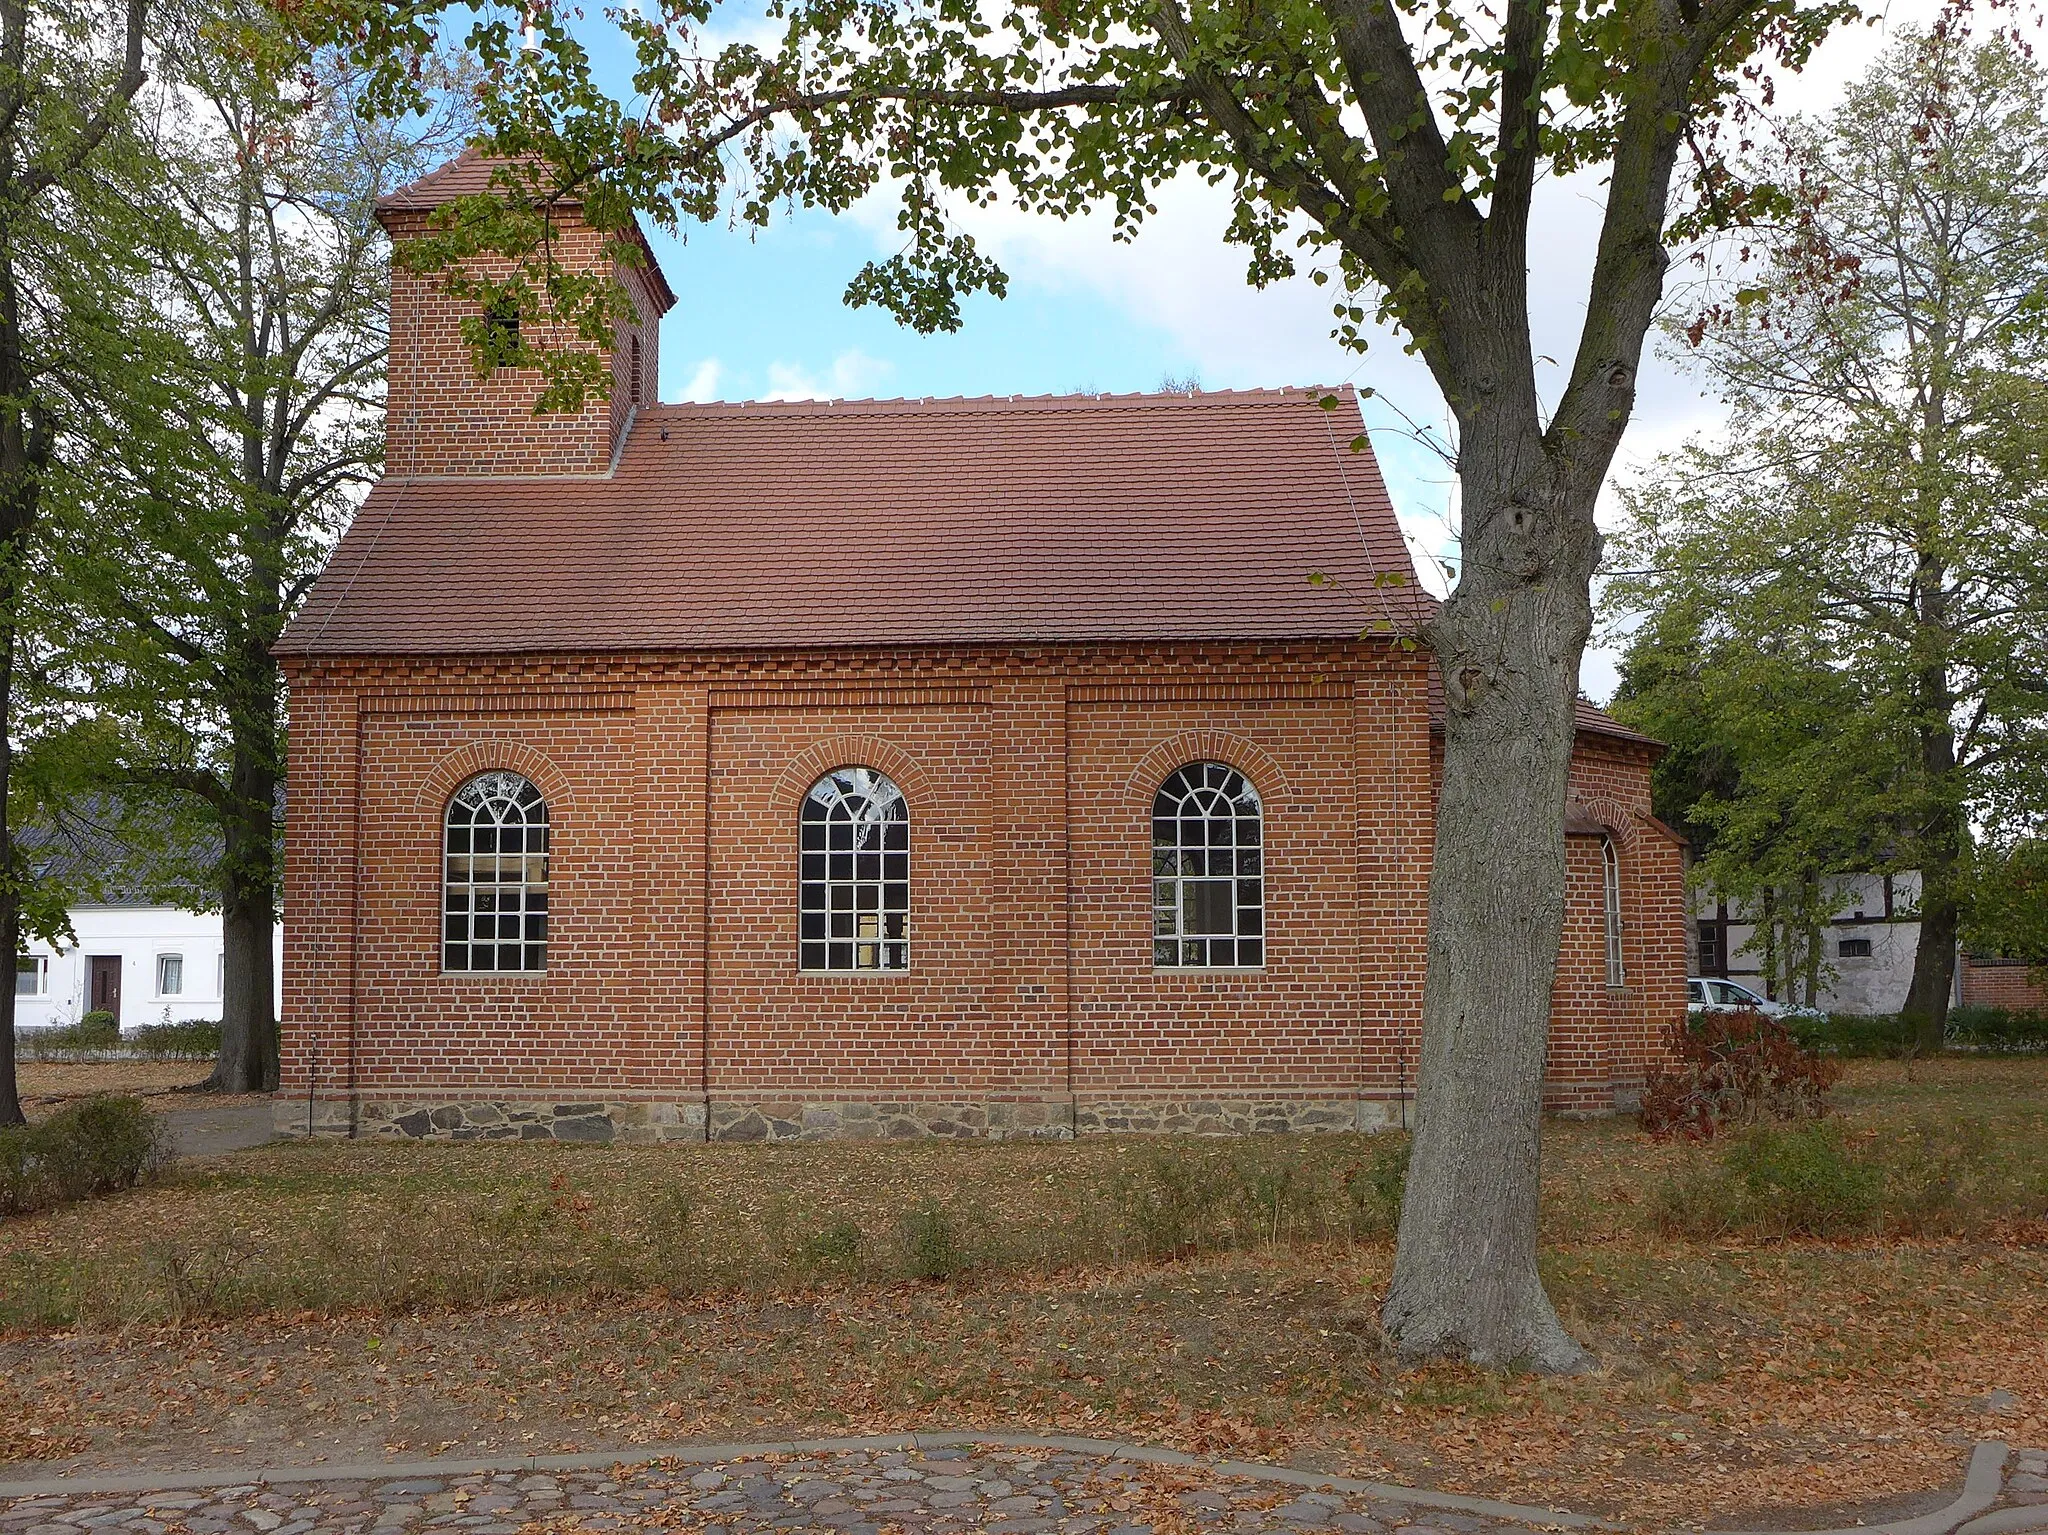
[377,148,677,314]
[278,387,1430,656]
[377,147,568,213]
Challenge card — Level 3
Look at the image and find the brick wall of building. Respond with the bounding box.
[277,643,1684,1138]
[1960,955,2048,1012]
[382,210,662,479]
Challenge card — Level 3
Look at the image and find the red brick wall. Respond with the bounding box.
[1961,956,2048,1012]
[382,210,662,478]
[279,643,1684,1123]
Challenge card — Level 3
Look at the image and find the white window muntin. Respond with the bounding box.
[1153,762,1264,968]
[1602,837,1625,987]
[799,767,909,972]
[444,771,550,972]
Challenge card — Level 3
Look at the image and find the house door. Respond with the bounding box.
[89,956,122,1023]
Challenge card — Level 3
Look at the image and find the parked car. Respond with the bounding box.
[1687,977,1827,1021]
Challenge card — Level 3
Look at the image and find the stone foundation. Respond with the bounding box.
[275,1097,708,1143]
[1076,1097,1401,1135]
[276,1094,1421,1142]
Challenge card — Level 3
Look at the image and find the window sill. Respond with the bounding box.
[1153,966,1267,977]
[797,969,914,980]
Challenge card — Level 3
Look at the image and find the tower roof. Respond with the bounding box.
[377,148,677,315]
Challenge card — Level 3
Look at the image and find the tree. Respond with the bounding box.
[312,0,1861,1366]
[0,0,154,1126]
[1610,589,1912,1004]
[1607,28,2048,1049]
[28,4,471,1095]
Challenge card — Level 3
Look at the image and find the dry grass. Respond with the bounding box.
[1,1056,2043,1530]
[14,1058,243,1121]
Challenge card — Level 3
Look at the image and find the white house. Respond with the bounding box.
[15,906,285,1034]
[1690,869,1959,1014]
[13,804,284,1036]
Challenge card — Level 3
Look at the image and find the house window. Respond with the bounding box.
[1153,762,1264,968]
[1839,937,1873,959]
[157,954,184,997]
[1696,919,1725,976]
[14,955,45,997]
[484,297,520,367]
[630,334,643,405]
[444,771,550,972]
[1602,838,1625,987]
[799,767,909,972]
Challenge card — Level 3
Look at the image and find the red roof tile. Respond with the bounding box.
[278,387,1426,657]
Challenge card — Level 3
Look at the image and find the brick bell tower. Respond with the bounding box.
[376,149,679,477]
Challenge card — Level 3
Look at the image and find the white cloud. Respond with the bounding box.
[678,357,724,403]
[762,349,895,400]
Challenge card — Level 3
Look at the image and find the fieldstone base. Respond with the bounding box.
[1077,1097,1400,1134]
[708,1098,1074,1141]
[275,1097,708,1143]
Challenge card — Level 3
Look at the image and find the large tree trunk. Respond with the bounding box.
[206,750,279,1093]
[1901,576,1961,1052]
[1381,423,1603,1373]
[0,250,39,1130]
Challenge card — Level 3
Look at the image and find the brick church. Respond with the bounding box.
[273,152,1687,1142]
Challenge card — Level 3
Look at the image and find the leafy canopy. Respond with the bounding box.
[297,0,1857,427]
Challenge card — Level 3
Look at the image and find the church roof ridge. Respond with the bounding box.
[639,386,1352,415]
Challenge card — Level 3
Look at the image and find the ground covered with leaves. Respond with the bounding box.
[14,1059,243,1121]
[2,1058,2043,1530]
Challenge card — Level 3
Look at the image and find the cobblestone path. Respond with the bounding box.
[6,1442,2046,1535]
[0,1446,1576,1535]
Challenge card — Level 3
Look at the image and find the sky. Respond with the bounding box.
[602,0,1971,700]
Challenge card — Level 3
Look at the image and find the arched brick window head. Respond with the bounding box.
[1153,762,1264,968]
[1602,837,1625,987]
[800,767,909,972]
[445,771,549,972]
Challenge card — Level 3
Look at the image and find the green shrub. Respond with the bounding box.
[129,1019,222,1060]
[1650,1116,2019,1241]
[1787,1012,1915,1058]
[0,1096,171,1218]
[895,1202,965,1280]
[1948,1005,2048,1054]
[799,1218,864,1269]
[1344,1135,1410,1237]
[1114,1144,1230,1258]
[17,1012,123,1059]
[1724,1121,1885,1236]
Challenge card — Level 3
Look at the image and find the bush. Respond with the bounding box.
[129,1019,222,1060]
[1786,1012,1915,1058]
[1640,1009,1842,1140]
[895,1203,966,1280]
[1343,1136,1410,1237]
[17,1012,122,1059]
[0,1096,171,1218]
[1651,1116,2015,1241]
[1948,1005,2048,1054]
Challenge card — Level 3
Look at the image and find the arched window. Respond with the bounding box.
[1602,837,1625,987]
[445,771,549,972]
[800,767,908,972]
[1153,762,1263,968]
